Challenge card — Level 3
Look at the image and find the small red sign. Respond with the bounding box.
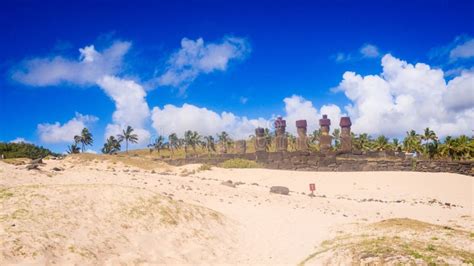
[309,183,315,191]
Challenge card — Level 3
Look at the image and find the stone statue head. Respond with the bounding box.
[255,127,265,137]
[274,117,286,136]
[319,114,331,134]
[296,120,307,137]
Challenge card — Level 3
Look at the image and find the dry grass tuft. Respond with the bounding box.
[219,158,261,169]
[197,164,213,171]
[67,153,172,170]
[300,218,474,265]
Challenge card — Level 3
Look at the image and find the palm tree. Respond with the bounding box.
[203,135,216,154]
[263,128,273,151]
[374,135,390,151]
[392,138,402,152]
[74,128,93,153]
[117,126,139,153]
[148,135,167,155]
[67,143,81,154]
[184,130,201,154]
[422,127,438,143]
[439,136,455,160]
[354,133,371,151]
[286,132,296,151]
[453,135,472,160]
[332,129,341,149]
[403,130,422,154]
[425,141,439,160]
[168,133,180,155]
[421,127,438,157]
[101,136,121,154]
[310,129,321,145]
[217,131,232,153]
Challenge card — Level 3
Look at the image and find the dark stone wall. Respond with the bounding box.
[164,151,474,176]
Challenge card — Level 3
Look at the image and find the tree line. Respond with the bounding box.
[0,142,59,159]
[68,125,473,161]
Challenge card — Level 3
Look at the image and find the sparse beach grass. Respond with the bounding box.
[68,153,171,170]
[219,158,261,168]
[300,218,474,265]
[197,163,213,171]
[0,183,229,263]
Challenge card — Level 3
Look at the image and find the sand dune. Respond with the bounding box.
[0,155,472,265]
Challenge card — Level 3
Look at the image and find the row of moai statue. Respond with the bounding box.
[252,115,353,153]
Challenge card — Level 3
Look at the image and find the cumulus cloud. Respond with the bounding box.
[150,95,344,140]
[450,38,474,60]
[157,36,250,92]
[443,70,474,111]
[12,41,131,86]
[334,54,474,137]
[37,113,98,143]
[151,104,268,139]
[283,95,343,134]
[97,76,151,144]
[360,44,380,58]
[10,138,31,144]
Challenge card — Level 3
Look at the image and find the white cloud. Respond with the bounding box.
[157,36,250,91]
[151,103,268,139]
[97,76,151,144]
[12,41,131,86]
[360,44,380,58]
[334,54,474,137]
[283,95,343,134]
[443,70,474,111]
[333,43,380,63]
[150,96,344,140]
[10,138,31,144]
[449,39,474,60]
[37,113,98,143]
[84,149,97,154]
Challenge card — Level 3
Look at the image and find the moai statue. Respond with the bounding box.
[254,127,267,152]
[296,120,309,151]
[319,114,332,152]
[235,140,247,154]
[339,117,352,153]
[274,117,288,152]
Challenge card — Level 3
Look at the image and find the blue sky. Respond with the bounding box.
[1,0,473,152]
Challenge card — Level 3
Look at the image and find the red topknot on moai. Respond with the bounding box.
[319,114,332,152]
[339,117,352,153]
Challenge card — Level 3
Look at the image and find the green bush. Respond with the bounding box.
[219,158,261,169]
[0,142,59,159]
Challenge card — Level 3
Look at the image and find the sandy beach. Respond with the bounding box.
[1,155,473,265]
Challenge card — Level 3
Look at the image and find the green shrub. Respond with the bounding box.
[0,142,59,159]
[219,158,261,169]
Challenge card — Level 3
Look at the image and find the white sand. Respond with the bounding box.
[0,156,472,264]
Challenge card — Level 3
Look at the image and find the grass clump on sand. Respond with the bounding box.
[197,164,213,171]
[219,158,261,169]
[68,153,171,171]
[299,218,474,265]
